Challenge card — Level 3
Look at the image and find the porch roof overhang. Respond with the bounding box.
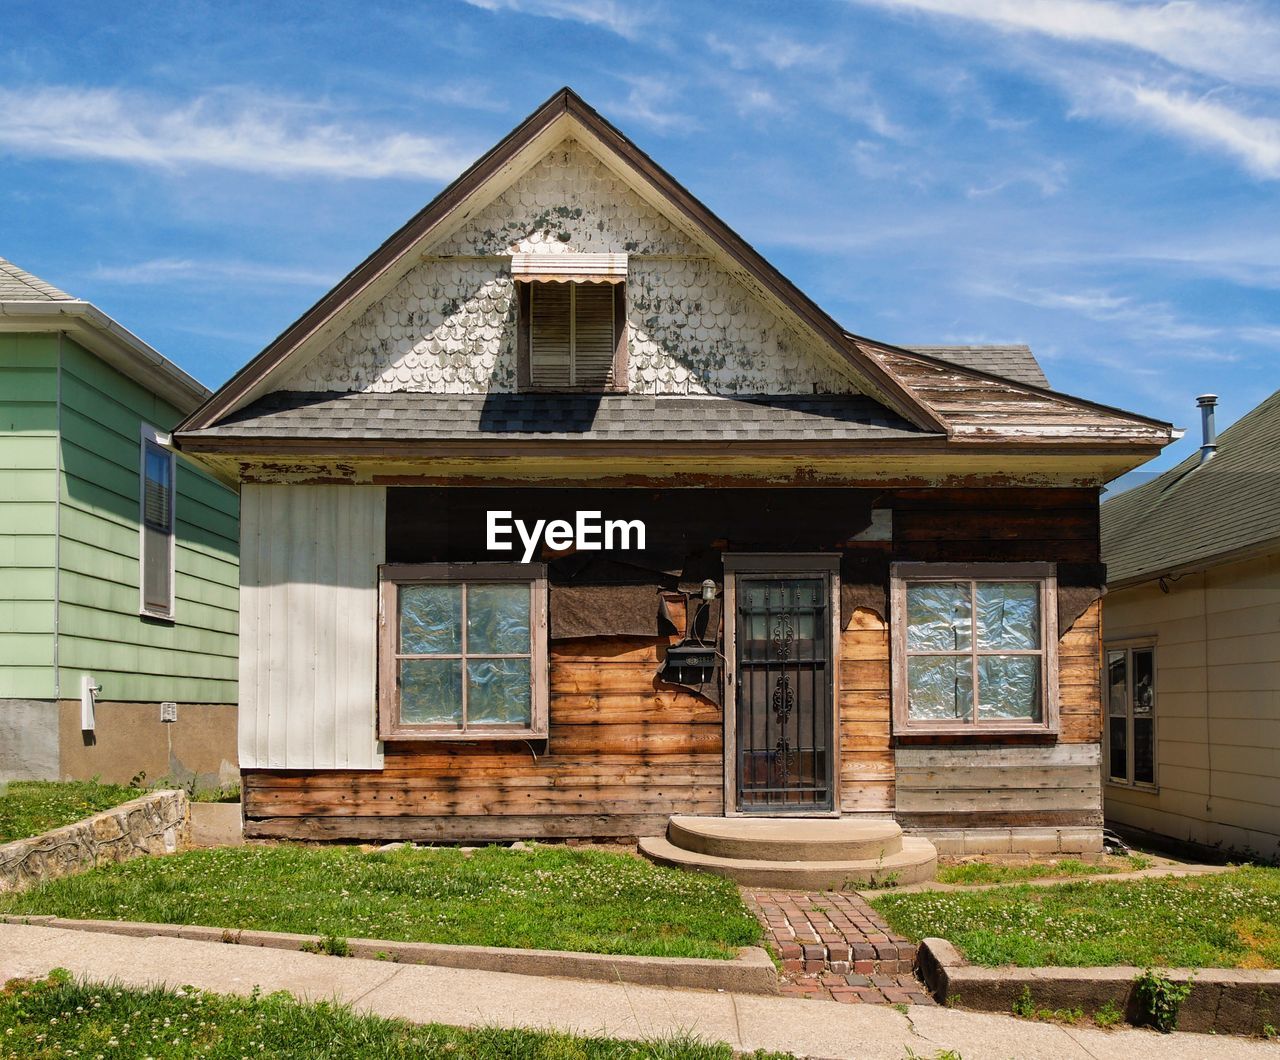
[174,390,1167,488]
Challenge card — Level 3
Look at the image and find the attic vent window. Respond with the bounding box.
[514,254,627,392]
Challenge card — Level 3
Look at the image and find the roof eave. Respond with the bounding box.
[1106,533,1280,591]
[0,300,210,412]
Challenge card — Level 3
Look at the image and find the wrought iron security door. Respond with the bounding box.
[734,576,833,812]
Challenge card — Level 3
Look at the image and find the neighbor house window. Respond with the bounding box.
[891,563,1058,734]
[138,424,175,619]
[378,563,548,740]
[519,281,625,390]
[1105,643,1156,786]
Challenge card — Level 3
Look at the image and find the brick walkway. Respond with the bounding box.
[742,889,935,1005]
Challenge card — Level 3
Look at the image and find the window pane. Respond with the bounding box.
[467,658,531,726]
[467,583,530,654]
[142,524,171,613]
[400,584,462,654]
[1107,650,1127,716]
[399,659,462,725]
[906,582,972,651]
[1134,717,1155,784]
[977,655,1041,721]
[907,655,974,721]
[143,444,172,530]
[976,582,1039,650]
[1109,716,1128,781]
[1132,649,1155,716]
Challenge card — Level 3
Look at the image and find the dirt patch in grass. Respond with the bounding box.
[0,843,761,960]
[0,781,144,844]
[872,866,1280,968]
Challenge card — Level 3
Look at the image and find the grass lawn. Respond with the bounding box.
[871,866,1280,968]
[934,854,1151,886]
[0,844,761,960]
[0,781,143,844]
[0,971,794,1059]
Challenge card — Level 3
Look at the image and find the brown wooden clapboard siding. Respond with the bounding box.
[839,608,894,814]
[244,624,724,839]
[243,488,1105,840]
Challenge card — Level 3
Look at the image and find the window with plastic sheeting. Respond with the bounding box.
[1104,642,1157,788]
[891,563,1059,734]
[138,424,175,620]
[378,563,548,740]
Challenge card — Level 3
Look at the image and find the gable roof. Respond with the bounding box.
[1102,389,1280,586]
[0,255,210,412]
[176,87,947,436]
[852,339,1171,446]
[0,256,74,301]
[906,345,1048,389]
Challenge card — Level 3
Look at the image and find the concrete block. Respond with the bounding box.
[1008,829,1060,854]
[962,829,1012,854]
[190,803,243,848]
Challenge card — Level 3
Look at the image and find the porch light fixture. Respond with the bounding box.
[701,578,716,601]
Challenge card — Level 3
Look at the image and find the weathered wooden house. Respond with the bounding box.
[175,90,1173,873]
[1101,391,1279,863]
[0,257,239,787]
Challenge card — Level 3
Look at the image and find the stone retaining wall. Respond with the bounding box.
[919,937,1280,1037]
[0,790,189,893]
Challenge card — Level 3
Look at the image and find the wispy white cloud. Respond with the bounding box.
[0,86,473,179]
[966,159,1068,197]
[460,0,648,40]
[607,75,692,132]
[1117,83,1280,179]
[89,258,337,287]
[976,280,1237,347]
[854,0,1280,87]
[705,32,839,72]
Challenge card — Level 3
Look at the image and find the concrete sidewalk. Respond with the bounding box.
[1,923,1274,1059]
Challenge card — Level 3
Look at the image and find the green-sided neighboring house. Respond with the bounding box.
[0,256,239,786]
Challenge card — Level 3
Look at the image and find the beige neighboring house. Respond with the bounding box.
[1101,391,1280,863]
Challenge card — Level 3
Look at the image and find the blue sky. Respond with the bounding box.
[4,0,1278,475]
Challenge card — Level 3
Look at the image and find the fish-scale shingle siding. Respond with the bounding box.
[280,140,859,397]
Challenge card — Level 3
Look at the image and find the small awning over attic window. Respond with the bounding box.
[510,253,628,284]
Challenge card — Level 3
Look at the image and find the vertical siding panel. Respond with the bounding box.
[313,488,339,766]
[237,484,384,770]
[236,484,259,768]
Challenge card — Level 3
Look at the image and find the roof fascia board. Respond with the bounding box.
[0,300,209,412]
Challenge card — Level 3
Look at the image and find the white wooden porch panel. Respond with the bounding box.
[238,484,386,770]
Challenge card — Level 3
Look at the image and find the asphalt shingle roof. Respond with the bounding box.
[1101,388,1280,585]
[183,390,928,443]
[0,257,74,301]
[904,345,1049,389]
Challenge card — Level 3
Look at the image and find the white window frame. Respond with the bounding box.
[1103,638,1158,790]
[890,562,1059,735]
[138,423,176,620]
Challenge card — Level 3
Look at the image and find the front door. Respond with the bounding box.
[730,566,835,813]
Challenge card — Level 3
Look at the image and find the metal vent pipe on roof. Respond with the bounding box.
[1196,394,1218,464]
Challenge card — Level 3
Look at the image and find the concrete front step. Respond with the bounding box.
[667,815,904,862]
[638,833,938,889]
